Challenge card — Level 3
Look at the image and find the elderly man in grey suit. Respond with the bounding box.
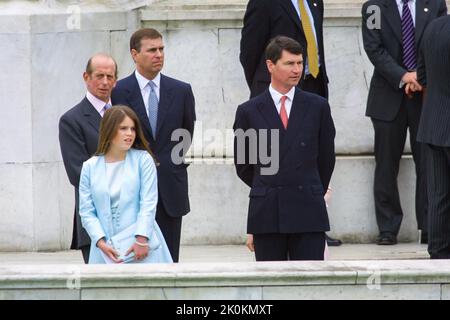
[59,53,117,263]
[408,16,450,259]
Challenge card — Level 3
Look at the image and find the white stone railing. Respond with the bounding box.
[1,260,450,299]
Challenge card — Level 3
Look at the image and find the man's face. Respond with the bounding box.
[267,50,303,91]
[83,57,117,103]
[132,37,165,78]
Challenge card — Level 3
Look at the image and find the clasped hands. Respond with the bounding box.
[403,71,423,97]
[97,235,149,263]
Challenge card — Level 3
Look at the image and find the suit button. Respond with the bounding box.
[300,142,306,147]
[298,186,304,191]
[278,187,282,190]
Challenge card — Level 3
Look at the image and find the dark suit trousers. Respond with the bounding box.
[426,144,450,259]
[253,232,325,261]
[155,202,182,263]
[81,245,90,264]
[371,94,427,236]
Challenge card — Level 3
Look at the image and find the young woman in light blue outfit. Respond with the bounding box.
[79,105,172,264]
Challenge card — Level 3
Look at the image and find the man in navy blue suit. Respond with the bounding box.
[233,36,335,261]
[111,28,196,262]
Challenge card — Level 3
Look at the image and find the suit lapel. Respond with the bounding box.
[415,0,430,51]
[279,0,302,32]
[82,98,102,133]
[280,88,308,161]
[128,74,153,140]
[383,0,402,45]
[156,74,175,139]
[257,90,285,133]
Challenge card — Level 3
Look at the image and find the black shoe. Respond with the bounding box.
[326,234,342,246]
[376,233,397,245]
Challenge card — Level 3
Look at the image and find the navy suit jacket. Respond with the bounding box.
[233,88,335,234]
[111,73,196,217]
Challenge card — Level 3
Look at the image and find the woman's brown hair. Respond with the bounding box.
[95,105,156,161]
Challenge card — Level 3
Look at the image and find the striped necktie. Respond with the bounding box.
[298,0,319,78]
[147,80,159,138]
[401,0,416,70]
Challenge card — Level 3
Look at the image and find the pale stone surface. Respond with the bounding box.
[1,260,450,299]
[442,285,450,300]
[81,288,167,300]
[0,164,34,251]
[164,287,262,300]
[33,163,61,250]
[326,156,418,243]
[0,289,80,300]
[0,34,32,163]
[262,284,441,300]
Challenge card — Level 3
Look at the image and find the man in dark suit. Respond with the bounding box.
[240,0,328,99]
[411,16,450,259]
[59,53,118,263]
[111,28,196,263]
[361,0,447,245]
[234,36,335,261]
[240,0,341,246]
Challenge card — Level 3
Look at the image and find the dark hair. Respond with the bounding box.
[85,54,118,79]
[130,28,163,52]
[95,105,156,162]
[265,36,303,64]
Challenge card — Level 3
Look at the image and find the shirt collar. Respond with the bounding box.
[86,91,111,114]
[397,0,415,6]
[269,84,296,103]
[135,70,161,90]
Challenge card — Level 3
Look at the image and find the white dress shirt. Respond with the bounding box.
[135,70,161,118]
[269,85,296,118]
[86,91,112,117]
[396,0,416,26]
[291,0,321,75]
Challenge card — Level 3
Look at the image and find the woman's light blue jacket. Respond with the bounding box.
[79,148,172,264]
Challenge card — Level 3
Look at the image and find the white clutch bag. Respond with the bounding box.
[102,223,161,264]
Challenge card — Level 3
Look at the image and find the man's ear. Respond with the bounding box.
[266,59,274,74]
[131,49,138,62]
[82,72,89,82]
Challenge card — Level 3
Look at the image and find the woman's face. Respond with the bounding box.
[110,116,136,152]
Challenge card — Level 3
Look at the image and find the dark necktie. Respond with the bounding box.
[402,0,416,70]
